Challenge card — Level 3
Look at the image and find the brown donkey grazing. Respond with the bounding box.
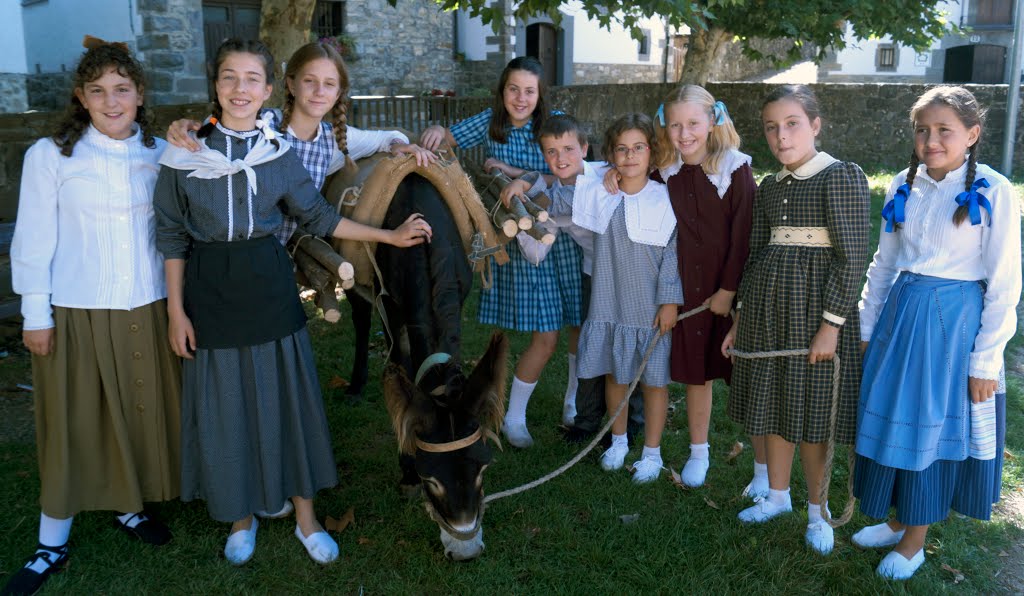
[383,332,508,560]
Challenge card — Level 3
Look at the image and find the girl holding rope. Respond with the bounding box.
[852,86,1020,580]
[721,85,870,555]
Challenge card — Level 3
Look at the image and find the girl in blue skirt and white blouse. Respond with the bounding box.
[854,86,1021,580]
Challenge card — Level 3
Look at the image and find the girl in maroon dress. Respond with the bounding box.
[652,86,757,490]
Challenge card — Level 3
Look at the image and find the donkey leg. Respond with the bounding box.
[346,291,372,398]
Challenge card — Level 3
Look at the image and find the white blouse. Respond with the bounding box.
[326,125,409,173]
[859,161,1021,380]
[12,126,168,330]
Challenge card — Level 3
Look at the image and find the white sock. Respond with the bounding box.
[505,376,537,425]
[29,513,72,572]
[641,445,662,461]
[689,442,710,461]
[768,487,791,506]
[611,432,628,449]
[117,511,146,529]
[807,502,830,524]
[753,461,768,480]
[564,354,578,406]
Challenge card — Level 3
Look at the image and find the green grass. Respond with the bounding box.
[0,170,1021,594]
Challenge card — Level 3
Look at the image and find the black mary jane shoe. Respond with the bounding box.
[113,512,172,546]
[1,544,68,596]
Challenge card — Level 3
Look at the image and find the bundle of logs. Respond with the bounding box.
[288,227,354,324]
[474,169,555,246]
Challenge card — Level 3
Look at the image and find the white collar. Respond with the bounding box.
[159,130,290,194]
[916,159,969,186]
[572,176,675,247]
[776,151,838,181]
[85,123,141,148]
[658,149,752,199]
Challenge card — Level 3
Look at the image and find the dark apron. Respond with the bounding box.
[184,236,306,349]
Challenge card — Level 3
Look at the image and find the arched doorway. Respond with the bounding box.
[526,23,558,88]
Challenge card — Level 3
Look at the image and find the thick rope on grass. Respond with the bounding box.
[485,305,856,530]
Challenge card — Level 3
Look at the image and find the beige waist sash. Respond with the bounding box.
[769,226,831,247]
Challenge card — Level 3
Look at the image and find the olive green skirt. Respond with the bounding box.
[32,301,181,517]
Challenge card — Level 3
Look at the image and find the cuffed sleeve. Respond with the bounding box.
[11,139,61,328]
[656,230,684,305]
[345,126,409,162]
[719,163,756,292]
[153,165,194,259]
[820,163,870,325]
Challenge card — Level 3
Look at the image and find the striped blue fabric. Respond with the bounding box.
[969,398,997,460]
[450,108,553,174]
[853,392,1006,525]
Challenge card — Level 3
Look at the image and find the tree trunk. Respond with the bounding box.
[678,26,731,86]
[259,0,317,105]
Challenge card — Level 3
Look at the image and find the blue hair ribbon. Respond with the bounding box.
[954,177,992,226]
[880,183,911,233]
[712,101,729,126]
[655,103,665,127]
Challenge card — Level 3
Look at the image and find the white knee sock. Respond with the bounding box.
[807,502,830,524]
[28,513,73,573]
[117,511,146,529]
[611,432,628,449]
[641,445,662,461]
[753,461,768,481]
[689,442,710,460]
[505,376,537,426]
[768,487,791,506]
[563,354,578,406]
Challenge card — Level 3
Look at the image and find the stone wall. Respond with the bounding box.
[345,0,456,96]
[573,63,664,85]
[456,60,501,97]
[712,38,818,82]
[135,0,208,105]
[26,73,72,112]
[0,75,28,114]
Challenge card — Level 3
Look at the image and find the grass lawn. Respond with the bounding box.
[0,169,1020,594]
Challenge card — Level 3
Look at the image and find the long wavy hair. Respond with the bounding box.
[53,43,156,157]
[489,56,549,144]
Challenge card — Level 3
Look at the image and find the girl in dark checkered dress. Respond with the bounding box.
[851,87,1019,580]
[721,85,870,555]
[421,58,584,449]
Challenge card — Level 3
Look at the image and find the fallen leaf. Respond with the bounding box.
[325,507,355,533]
[16,470,29,478]
[328,375,349,389]
[669,468,685,489]
[979,545,989,553]
[1005,450,1015,460]
[941,563,965,584]
[527,527,541,537]
[619,513,640,524]
[357,536,371,545]
[703,496,720,510]
[725,441,744,463]
[1000,550,1010,557]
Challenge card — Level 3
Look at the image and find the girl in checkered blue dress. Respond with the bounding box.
[421,57,585,449]
[721,85,870,555]
[851,87,1019,580]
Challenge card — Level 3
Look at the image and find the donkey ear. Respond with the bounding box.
[383,362,428,455]
[464,331,509,432]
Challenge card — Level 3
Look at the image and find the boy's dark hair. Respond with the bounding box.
[197,38,275,138]
[537,114,587,146]
[53,42,156,157]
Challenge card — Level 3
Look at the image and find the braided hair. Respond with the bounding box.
[197,39,275,139]
[280,41,355,174]
[905,86,986,227]
[54,41,156,157]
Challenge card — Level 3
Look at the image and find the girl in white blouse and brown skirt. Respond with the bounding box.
[7,39,181,596]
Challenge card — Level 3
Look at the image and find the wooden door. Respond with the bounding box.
[526,23,558,87]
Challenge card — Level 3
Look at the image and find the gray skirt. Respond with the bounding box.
[180,327,337,522]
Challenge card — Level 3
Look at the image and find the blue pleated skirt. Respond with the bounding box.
[853,392,1005,525]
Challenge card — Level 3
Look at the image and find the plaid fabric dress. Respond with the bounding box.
[454,109,583,331]
[727,161,870,444]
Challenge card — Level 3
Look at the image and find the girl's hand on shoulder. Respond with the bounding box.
[393,143,438,167]
[499,179,531,209]
[167,119,202,152]
[23,328,55,357]
[968,376,998,403]
[704,288,736,316]
[168,312,196,360]
[654,304,678,335]
[721,317,738,361]
[419,125,447,151]
[603,167,621,194]
[389,213,432,247]
[808,322,840,364]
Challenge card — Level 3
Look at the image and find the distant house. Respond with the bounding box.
[818,0,1017,84]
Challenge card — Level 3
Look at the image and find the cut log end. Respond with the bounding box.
[501,221,519,237]
[517,217,533,231]
[338,261,354,281]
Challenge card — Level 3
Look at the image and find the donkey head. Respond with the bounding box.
[383,331,508,560]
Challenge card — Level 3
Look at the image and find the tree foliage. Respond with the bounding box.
[424,0,955,84]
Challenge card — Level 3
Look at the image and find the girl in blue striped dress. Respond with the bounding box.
[853,86,1021,580]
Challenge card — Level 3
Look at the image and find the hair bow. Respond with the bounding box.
[880,183,911,233]
[712,101,729,126]
[82,35,130,53]
[954,178,992,226]
[655,103,665,127]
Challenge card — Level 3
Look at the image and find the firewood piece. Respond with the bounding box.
[316,285,341,323]
[293,228,354,281]
[295,268,312,288]
[507,195,533,230]
[478,191,520,238]
[293,248,335,292]
[340,277,355,290]
[520,195,549,223]
[523,225,555,245]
